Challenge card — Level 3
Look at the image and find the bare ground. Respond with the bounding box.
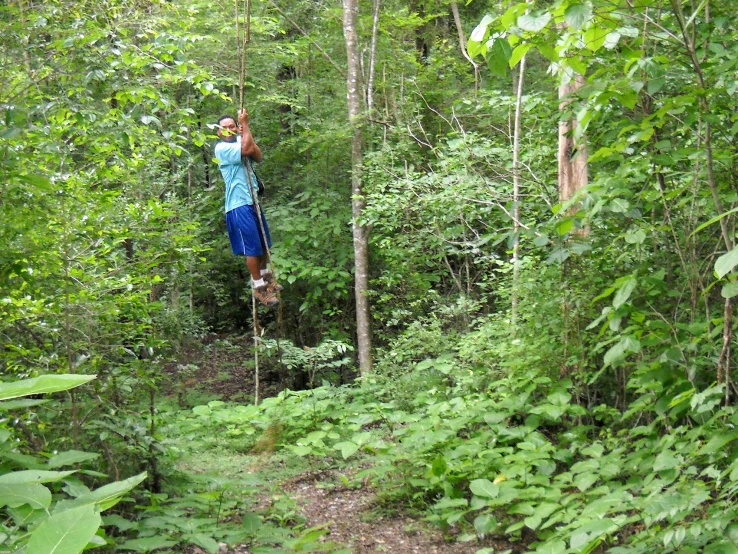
[277,470,513,554]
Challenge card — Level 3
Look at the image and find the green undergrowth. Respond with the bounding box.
[188,364,738,554]
[102,401,350,554]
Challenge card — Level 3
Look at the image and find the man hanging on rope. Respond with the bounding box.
[215,108,279,307]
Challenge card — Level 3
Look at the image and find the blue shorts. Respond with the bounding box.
[225,204,272,256]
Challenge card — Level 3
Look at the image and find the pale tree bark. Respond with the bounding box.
[558,71,588,208]
[558,68,588,377]
[511,54,527,331]
[449,0,479,95]
[343,0,373,374]
[367,0,381,114]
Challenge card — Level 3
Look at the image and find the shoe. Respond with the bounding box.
[253,285,279,307]
[262,271,284,292]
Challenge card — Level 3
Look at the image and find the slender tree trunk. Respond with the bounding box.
[367,0,381,114]
[449,0,478,95]
[669,0,733,394]
[511,55,527,330]
[343,0,373,374]
[558,71,588,208]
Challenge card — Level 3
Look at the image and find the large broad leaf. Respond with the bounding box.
[603,336,640,368]
[474,513,497,535]
[487,38,512,77]
[26,504,101,554]
[470,14,494,42]
[47,451,100,469]
[0,375,96,401]
[518,12,551,32]
[470,479,499,498]
[241,512,263,533]
[613,277,637,310]
[333,441,359,459]
[186,533,220,554]
[564,3,592,29]
[716,247,738,278]
[0,483,52,509]
[0,399,49,411]
[722,282,738,299]
[0,470,75,485]
[54,472,146,513]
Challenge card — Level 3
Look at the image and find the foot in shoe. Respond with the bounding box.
[253,285,279,307]
[263,272,284,292]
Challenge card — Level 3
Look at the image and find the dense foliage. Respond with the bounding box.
[2,0,738,552]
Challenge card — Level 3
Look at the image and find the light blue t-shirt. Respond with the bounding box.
[214,137,258,213]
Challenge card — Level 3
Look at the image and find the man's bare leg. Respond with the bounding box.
[246,255,266,281]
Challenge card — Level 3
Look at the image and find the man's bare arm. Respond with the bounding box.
[238,109,263,163]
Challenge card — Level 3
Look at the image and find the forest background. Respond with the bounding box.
[2,0,738,552]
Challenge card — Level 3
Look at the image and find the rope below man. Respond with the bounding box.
[215,108,280,307]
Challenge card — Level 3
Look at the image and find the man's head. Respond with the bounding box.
[217,115,238,142]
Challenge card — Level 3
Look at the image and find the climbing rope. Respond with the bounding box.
[235,0,284,405]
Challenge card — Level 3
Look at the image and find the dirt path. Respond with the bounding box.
[281,470,510,554]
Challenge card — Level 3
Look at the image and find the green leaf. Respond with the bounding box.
[574,472,598,491]
[509,43,532,68]
[556,218,574,236]
[698,431,738,456]
[54,472,146,513]
[689,206,738,239]
[470,479,499,498]
[192,405,211,416]
[604,31,621,49]
[0,483,52,509]
[564,3,592,30]
[474,513,497,535]
[117,536,177,552]
[715,247,738,278]
[487,38,512,77]
[242,512,263,533]
[533,233,549,246]
[26,504,101,554]
[0,399,49,410]
[431,455,447,476]
[624,229,646,244]
[187,533,220,554]
[518,12,551,32]
[613,277,636,309]
[470,15,494,42]
[603,336,640,368]
[289,445,313,456]
[103,514,137,531]
[334,441,360,459]
[722,282,738,299]
[0,375,96,401]
[0,470,75,485]
[704,542,738,554]
[536,539,566,554]
[47,451,100,469]
[583,24,609,51]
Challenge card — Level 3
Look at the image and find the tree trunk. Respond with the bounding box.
[511,54,526,331]
[558,72,588,208]
[367,0,381,114]
[343,0,373,374]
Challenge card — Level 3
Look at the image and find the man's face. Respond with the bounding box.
[218,118,238,142]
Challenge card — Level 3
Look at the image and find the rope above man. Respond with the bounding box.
[215,108,281,307]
